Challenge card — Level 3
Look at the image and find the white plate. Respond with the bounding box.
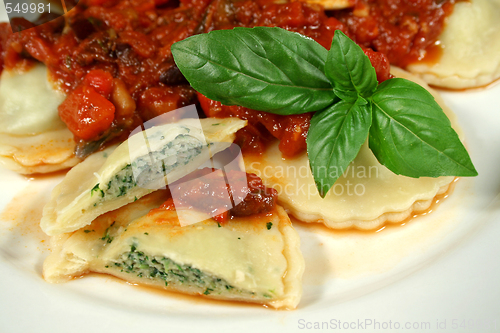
[1,8,500,333]
[1,84,499,333]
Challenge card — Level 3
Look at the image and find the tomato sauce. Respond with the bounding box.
[331,0,456,67]
[0,0,454,157]
[153,167,278,221]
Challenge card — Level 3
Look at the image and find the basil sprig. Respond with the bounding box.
[172,27,477,197]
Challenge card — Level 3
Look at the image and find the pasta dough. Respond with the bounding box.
[407,0,500,89]
[41,117,247,236]
[43,191,304,309]
[244,68,460,229]
[0,129,80,174]
[0,64,80,174]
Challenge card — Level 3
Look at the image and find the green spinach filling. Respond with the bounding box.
[93,134,206,203]
[109,244,258,297]
[104,165,136,199]
[131,134,205,188]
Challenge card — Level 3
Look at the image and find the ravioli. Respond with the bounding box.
[43,190,304,309]
[0,64,80,174]
[0,129,80,174]
[244,68,460,229]
[407,0,500,89]
[41,117,247,236]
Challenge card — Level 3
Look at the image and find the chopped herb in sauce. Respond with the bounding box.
[266,222,273,230]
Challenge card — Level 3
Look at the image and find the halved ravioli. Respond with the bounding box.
[244,68,460,230]
[43,190,304,309]
[407,0,500,89]
[41,117,247,236]
[0,64,80,174]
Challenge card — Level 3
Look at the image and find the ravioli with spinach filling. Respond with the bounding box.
[41,117,246,236]
[43,190,304,309]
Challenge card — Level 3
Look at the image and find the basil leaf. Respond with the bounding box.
[171,27,335,115]
[369,78,478,177]
[325,30,377,100]
[307,98,372,197]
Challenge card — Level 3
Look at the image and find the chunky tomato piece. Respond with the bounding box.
[277,114,311,158]
[159,197,176,211]
[198,92,310,157]
[212,211,229,224]
[197,92,221,116]
[138,86,195,121]
[83,69,114,98]
[363,48,392,83]
[58,85,115,140]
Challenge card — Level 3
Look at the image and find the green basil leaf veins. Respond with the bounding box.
[171,27,335,115]
[307,98,372,197]
[325,30,378,101]
[369,78,478,177]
